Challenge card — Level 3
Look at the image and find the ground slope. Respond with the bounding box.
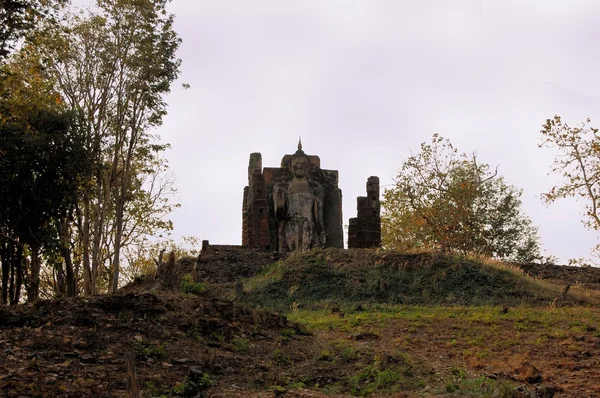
[1,249,600,397]
[243,249,599,310]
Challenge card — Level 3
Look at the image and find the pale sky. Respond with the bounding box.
[81,0,600,263]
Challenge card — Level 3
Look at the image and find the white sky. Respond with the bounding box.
[79,0,600,263]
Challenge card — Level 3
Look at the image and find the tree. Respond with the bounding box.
[123,236,200,282]
[33,0,182,294]
[382,134,540,262]
[540,116,600,255]
[0,50,92,301]
[0,0,66,62]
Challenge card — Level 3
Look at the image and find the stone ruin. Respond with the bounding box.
[348,176,382,248]
[239,140,381,252]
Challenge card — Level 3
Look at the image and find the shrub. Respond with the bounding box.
[180,274,206,294]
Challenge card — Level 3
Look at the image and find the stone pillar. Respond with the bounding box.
[242,186,249,246]
[324,185,344,248]
[242,153,270,250]
[348,176,381,248]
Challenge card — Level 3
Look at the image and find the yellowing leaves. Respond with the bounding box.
[382,134,540,262]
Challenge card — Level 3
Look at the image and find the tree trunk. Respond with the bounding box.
[73,254,81,297]
[82,197,92,295]
[111,195,125,293]
[14,251,23,305]
[10,244,22,304]
[55,260,66,297]
[8,245,14,304]
[156,251,179,291]
[58,218,76,297]
[1,241,9,305]
[91,179,108,295]
[28,243,41,302]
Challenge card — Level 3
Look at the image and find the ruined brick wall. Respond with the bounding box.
[241,153,270,249]
[197,241,285,282]
[242,150,344,251]
[263,166,343,250]
[348,176,381,249]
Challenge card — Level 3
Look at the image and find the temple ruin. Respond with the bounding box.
[240,141,381,252]
[348,176,382,248]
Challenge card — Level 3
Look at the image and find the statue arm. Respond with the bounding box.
[313,196,325,246]
[273,184,287,221]
[315,186,326,245]
[313,197,323,231]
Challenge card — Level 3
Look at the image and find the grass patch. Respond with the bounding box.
[180,274,206,295]
[345,353,418,396]
[244,249,598,310]
[438,367,516,397]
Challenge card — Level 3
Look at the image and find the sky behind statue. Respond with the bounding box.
[74,0,600,263]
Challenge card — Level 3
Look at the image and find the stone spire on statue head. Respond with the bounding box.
[293,137,308,160]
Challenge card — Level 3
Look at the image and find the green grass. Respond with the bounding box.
[234,249,600,396]
[180,274,206,294]
[281,304,600,396]
[243,248,595,311]
[287,305,600,334]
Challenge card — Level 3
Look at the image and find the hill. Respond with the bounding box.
[1,248,600,397]
[243,249,600,310]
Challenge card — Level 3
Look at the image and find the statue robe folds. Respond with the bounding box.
[273,181,325,251]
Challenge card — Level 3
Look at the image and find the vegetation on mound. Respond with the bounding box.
[244,249,597,310]
[284,304,599,397]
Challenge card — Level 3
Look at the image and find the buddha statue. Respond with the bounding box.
[273,141,325,251]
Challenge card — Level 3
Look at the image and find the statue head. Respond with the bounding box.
[290,138,310,179]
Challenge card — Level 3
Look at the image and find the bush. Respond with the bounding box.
[382,134,540,262]
[180,274,206,295]
[173,368,212,397]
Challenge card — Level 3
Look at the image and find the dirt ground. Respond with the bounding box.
[1,288,599,397]
[2,250,600,397]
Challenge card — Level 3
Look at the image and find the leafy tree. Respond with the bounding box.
[123,236,200,282]
[382,134,540,262]
[33,0,182,293]
[0,54,91,301]
[540,116,600,255]
[0,0,66,62]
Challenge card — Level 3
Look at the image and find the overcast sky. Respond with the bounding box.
[81,0,600,263]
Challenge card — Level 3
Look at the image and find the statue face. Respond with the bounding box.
[291,156,309,178]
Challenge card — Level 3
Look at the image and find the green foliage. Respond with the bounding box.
[173,371,212,397]
[270,385,287,396]
[0,51,93,301]
[382,134,540,262]
[22,0,184,294]
[0,0,66,62]
[123,236,201,284]
[346,354,414,396]
[231,337,250,353]
[439,367,513,396]
[144,381,169,398]
[180,274,205,295]
[272,348,292,365]
[540,116,600,256]
[317,349,332,361]
[244,249,568,310]
[134,339,166,360]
